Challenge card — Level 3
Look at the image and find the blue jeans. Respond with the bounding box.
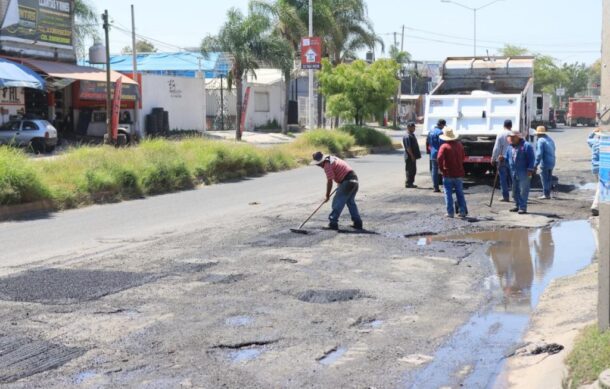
[540,168,553,198]
[431,159,441,191]
[329,179,361,225]
[513,174,531,211]
[443,177,468,216]
[498,163,511,200]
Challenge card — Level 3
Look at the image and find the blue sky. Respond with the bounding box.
[92,0,602,65]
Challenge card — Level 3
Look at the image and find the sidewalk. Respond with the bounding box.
[204,130,296,146]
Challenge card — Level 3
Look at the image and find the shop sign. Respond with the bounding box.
[0,87,24,105]
[79,81,137,102]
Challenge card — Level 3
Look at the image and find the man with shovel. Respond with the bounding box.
[312,151,363,231]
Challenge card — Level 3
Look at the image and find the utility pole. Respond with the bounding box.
[401,25,405,52]
[102,10,112,144]
[598,0,610,331]
[220,75,224,131]
[308,0,314,130]
[131,4,140,139]
[393,32,398,49]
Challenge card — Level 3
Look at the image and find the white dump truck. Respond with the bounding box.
[423,57,535,175]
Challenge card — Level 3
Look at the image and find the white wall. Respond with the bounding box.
[245,82,284,131]
[140,75,206,132]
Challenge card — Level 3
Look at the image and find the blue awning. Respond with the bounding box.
[0,58,45,90]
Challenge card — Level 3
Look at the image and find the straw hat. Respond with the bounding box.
[439,127,459,141]
[506,130,522,139]
[311,151,329,165]
[535,126,547,135]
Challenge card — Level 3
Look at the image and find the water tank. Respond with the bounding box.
[89,41,107,64]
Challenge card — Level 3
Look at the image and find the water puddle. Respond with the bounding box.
[579,182,598,191]
[318,347,348,366]
[225,315,254,327]
[230,348,262,363]
[407,220,596,388]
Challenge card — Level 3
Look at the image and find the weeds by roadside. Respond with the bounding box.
[0,128,374,210]
[565,325,610,388]
[339,125,392,148]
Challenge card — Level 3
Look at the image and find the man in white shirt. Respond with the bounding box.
[491,120,514,202]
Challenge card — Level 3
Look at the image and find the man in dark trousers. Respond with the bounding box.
[426,119,445,192]
[403,122,421,188]
[312,151,363,230]
[506,130,536,214]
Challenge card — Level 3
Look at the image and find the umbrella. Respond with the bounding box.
[0,58,45,90]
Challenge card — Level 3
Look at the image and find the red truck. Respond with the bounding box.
[567,98,597,127]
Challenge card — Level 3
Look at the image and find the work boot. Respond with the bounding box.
[518,209,528,215]
[328,222,339,231]
[352,220,363,230]
[509,207,519,212]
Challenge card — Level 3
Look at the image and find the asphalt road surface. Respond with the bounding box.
[0,125,598,388]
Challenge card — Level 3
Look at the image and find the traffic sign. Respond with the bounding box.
[301,37,322,70]
[556,88,566,97]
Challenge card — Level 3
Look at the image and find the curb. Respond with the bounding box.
[0,200,56,222]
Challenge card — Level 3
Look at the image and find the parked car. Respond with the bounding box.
[0,119,58,153]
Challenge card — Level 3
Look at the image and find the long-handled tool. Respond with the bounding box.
[488,166,500,207]
[291,189,337,234]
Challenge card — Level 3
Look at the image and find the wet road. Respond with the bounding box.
[0,125,599,387]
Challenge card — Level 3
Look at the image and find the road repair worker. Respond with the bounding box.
[312,151,363,230]
[437,127,468,218]
[588,128,602,216]
[403,121,421,188]
[426,119,445,192]
[506,130,536,215]
[534,126,556,200]
[491,119,514,202]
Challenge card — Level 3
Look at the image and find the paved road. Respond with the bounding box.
[0,151,405,269]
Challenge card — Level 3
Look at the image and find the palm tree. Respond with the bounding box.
[249,0,307,132]
[74,0,100,59]
[201,8,288,141]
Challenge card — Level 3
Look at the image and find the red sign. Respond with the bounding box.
[301,37,322,70]
[111,77,123,141]
[240,86,251,136]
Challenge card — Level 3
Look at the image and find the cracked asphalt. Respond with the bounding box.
[0,126,597,388]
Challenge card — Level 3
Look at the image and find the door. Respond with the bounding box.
[19,120,39,146]
[0,121,21,145]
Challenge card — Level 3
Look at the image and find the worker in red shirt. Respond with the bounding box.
[312,151,363,230]
[437,128,468,218]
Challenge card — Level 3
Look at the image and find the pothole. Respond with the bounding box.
[225,315,254,327]
[200,274,247,284]
[297,289,364,304]
[318,346,348,366]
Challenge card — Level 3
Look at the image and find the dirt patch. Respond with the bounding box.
[297,289,365,304]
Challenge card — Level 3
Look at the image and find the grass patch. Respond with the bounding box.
[565,325,610,388]
[339,125,392,148]
[7,129,358,210]
[0,147,50,205]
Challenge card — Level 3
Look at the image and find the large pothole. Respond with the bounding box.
[297,289,365,304]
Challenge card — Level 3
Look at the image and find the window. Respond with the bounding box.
[0,121,20,131]
[254,92,270,112]
[23,121,38,131]
[92,111,107,123]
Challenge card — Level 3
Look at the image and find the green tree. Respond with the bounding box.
[74,0,100,59]
[318,58,399,125]
[588,59,601,90]
[121,39,158,54]
[499,44,529,57]
[201,8,288,141]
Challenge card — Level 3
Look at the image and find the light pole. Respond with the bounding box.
[440,0,505,56]
[308,0,314,130]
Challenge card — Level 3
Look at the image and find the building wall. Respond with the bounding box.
[245,83,284,131]
[140,74,206,132]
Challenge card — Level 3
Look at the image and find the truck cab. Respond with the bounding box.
[423,56,534,175]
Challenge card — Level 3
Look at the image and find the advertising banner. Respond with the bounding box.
[111,77,122,140]
[600,134,610,203]
[79,81,138,102]
[0,0,73,48]
[301,37,322,70]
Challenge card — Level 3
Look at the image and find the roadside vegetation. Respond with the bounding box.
[565,325,610,388]
[339,125,392,148]
[0,128,385,209]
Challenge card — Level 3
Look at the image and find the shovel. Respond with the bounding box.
[291,189,337,234]
[488,166,500,207]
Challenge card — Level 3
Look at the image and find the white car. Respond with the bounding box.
[0,119,58,153]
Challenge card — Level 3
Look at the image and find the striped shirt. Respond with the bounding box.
[324,157,353,184]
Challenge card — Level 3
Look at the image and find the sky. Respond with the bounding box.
[90,0,602,65]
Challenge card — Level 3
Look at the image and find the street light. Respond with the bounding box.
[440,0,505,56]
